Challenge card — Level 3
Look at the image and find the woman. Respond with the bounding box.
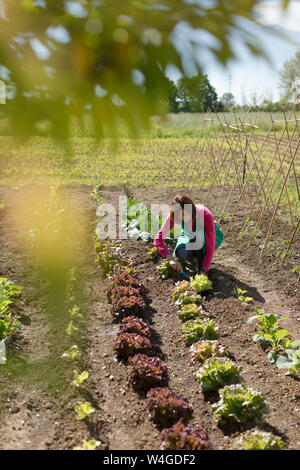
[154,195,216,276]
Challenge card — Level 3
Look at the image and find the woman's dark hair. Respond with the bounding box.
[170,194,196,231]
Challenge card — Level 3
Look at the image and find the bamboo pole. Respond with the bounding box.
[260,136,300,259]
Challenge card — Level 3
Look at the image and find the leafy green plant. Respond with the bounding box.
[175,291,206,308]
[91,184,103,205]
[182,319,219,346]
[172,281,195,301]
[73,440,102,450]
[157,259,173,280]
[190,274,212,293]
[0,312,21,340]
[178,303,207,322]
[276,340,300,377]
[120,316,151,338]
[113,333,152,360]
[212,384,268,424]
[72,370,89,388]
[127,354,169,391]
[160,420,212,450]
[69,305,83,319]
[233,287,253,305]
[146,387,193,428]
[234,430,284,450]
[66,320,78,337]
[248,311,291,356]
[190,340,227,364]
[195,357,242,391]
[148,246,159,260]
[75,402,95,420]
[61,345,81,360]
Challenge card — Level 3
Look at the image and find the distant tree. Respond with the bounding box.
[279,50,300,103]
[166,78,179,113]
[221,92,236,110]
[177,75,220,112]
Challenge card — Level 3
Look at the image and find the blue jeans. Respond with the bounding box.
[175,246,205,267]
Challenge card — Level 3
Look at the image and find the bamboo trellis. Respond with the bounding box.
[182,111,300,278]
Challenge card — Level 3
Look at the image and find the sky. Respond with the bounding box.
[168,0,300,105]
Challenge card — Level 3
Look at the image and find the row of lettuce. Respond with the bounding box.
[155,271,284,450]
[94,232,213,450]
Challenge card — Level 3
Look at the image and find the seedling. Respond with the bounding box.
[73,440,102,450]
[72,370,89,388]
[61,345,81,360]
[157,259,173,280]
[66,320,78,337]
[232,287,253,305]
[75,401,95,420]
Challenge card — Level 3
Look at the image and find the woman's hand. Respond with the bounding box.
[170,260,183,273]
[166,254,182,273]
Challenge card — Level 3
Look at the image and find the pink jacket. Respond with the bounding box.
[154,205,215,271]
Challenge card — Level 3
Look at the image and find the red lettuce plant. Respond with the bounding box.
[111,295,146,321]
[160,420,212,450]
[113,333,152,360]
[110,285,141,304]
[120,316,151,338]
[146,387,193,428]
[127,354,169,391]
[107,271,146,302]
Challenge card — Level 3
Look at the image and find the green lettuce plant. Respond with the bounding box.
[172,281,195,301]
[195,357,243,391]
[175,291,206,307]
[190,274,212,293]
[75,402,95,420]
[182,319,219,346]
[178,303,207,322]
[234,430,284,450]
[72,370,89,388]
[190,340,227,364]
[212,384,268,424]
[157,259,173,280]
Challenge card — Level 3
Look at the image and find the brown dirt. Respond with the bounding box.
[0,183,299,450]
